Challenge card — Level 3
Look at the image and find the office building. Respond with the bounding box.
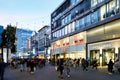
[51,0,120,66]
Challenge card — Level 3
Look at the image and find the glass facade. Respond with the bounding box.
[52,0,120,40]
[0,26,3,46]
[91,0,105,7]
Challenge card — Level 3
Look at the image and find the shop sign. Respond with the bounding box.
[90,43,112,50]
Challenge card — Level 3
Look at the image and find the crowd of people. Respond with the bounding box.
[53,58,120,79]
[0,57,120,80]
[10,58,46,73]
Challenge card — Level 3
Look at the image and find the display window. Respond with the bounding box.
[102,48,115,66]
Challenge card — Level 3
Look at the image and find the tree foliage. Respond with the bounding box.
[1,25,16,53]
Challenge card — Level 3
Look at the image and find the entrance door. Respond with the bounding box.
[102,48,115,66]
[90,50,100,65]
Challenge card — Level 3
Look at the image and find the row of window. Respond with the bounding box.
[91,0,105,7]
[52,0,120,40]
[52,0,91,29]
[52,0,105,28]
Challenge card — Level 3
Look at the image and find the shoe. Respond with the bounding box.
[67,75,70,78]
[108,72,112,75]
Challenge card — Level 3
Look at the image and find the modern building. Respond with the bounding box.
[51,0,120,66]
[38,25,51,58]
[16,28,33,57]
[0,25,4,58]
[30,31,38,56]
[0,25,4,46]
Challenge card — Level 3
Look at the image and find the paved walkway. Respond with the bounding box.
[4,64,120,80]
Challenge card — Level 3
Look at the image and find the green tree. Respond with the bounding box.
[1,24,17,53]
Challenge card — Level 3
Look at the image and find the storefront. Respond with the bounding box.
[51,31,86,59]
[88,39,120,66]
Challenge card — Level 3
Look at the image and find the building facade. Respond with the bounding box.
[0,25,4,46]
[30,31,38,56]
[0,25,3,58]
[16,28,33,57]
[51,0,120,66]
[38,25,51,58]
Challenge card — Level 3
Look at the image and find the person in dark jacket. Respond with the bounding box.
[0,58,6,80]
[58,59,64,79]
[108,59,114,73]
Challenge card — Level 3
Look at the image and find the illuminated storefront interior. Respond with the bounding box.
[51,32,86,59]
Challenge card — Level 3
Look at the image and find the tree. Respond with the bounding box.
[1,24,17,53]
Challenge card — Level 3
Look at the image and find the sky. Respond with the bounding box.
[0,0,64,31]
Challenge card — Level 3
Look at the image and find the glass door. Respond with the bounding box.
[102,48,115,66]
[90,50,100,65]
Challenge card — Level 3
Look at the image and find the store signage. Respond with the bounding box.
[90,43,112,50]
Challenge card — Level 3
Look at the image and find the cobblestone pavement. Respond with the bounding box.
[4,63,120,80]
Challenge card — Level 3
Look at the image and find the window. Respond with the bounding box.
[62,18,64,26]
[68,14,71,22]
[91,0,98,7]
[79,18,85,29]
[59,30,61,37]
[68,24,71,33]
[91,10,99,23]
[65,26,68,35]
[109,0,115,16]
[85,14,91,27]
[75,20,79,31]
[101,5,106,20]
[116,0,120,13]
[71,21,75,32]
[98,0,104,3]
[62,28,65,36]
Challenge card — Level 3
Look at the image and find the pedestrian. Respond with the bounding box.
[0,58,6,80]
[81,58,87,71]
[58,58,64,79]
[108,59,114,74]
[114,59,120,73]
[30,59,35,74]
[26,59,31,72]
[92,58,98,70]
[64,58,71,78]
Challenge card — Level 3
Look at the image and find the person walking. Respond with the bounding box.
[0,58,6,80]
[64,58,71,78]
[81,58,88,71]
[114,59,120,73]
[92,58,98,70]
[108,59,114,74]
[58,58,64,79]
